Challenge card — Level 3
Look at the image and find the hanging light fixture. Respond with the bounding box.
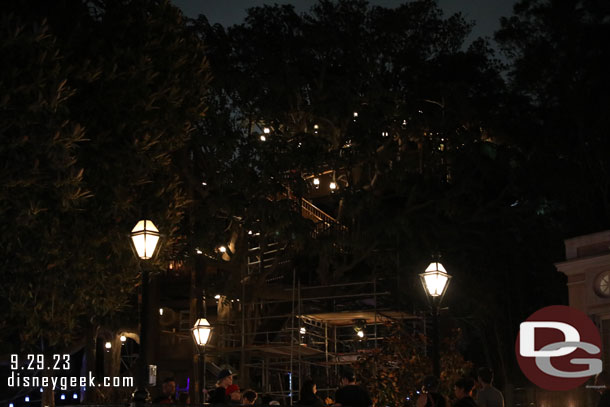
[419,261,451,298]
[353,319,366,338]
[130,220,161,260]
[192,318,213,346]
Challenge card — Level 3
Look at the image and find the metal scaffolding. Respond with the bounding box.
[205,278,418,405]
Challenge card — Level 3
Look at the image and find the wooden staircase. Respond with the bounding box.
[247,198,346,277]
[300,197,347,237]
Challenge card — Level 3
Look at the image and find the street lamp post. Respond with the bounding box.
[130,220,161,405]
[192,291,213,404]
[419,260,451,378]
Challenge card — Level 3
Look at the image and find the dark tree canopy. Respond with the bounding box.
[188,0,588,387]
[496,0,610,235]
[0,0,210,352]
[2,0,609,393]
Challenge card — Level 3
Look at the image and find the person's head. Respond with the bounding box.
[242,389,258,405]
[340,371,356,386]
[301,379,317,398]
[477,367,494,386]
[162,377,176,397]
[595,371,610,394]
[226,384,241,402]
[422,376,439,393]
[217,369,235,388]
[454,377,475,400]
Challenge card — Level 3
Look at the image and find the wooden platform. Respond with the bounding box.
[299,310,418,326]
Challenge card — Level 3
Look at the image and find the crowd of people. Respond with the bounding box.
[151,369,373,406]
[414,368,503,407]
[151,366,610,406]
[188,367,501,407]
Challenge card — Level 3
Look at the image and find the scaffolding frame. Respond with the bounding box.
[205,278,419,405]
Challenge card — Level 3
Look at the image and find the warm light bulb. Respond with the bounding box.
[214,294,221,299]
[105,342,112,349]
[219,246,227,253]
[329,182,337,190]
[357,330,364,338]
[130,220,160,260]
[159,308,164,316]
[260,135,266,141]
[120,335,126,342]
[263,127,270,134]
[192,318,212,346]
[300,327,306,334]
[421,262,450,297]
[313,178,320,186]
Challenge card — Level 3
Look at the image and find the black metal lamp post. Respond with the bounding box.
[192,291,213,404]
[419,260,451,378]
[130,220,161,405]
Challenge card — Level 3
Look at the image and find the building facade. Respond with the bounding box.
[555,230,610,370]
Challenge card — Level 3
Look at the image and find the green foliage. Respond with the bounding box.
[496,0,610,234]
[489,0,610,383]
[353,324,472,406]
[192,0,506,277]
[0,0,210,352]
[191,0,568,391]
[0,13,90,349]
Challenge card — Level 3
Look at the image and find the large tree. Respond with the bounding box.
[187,0,606,394]
[0,0,210,357]
[490,0,610,385]
[496,0,610,235]
[188,0,553,392]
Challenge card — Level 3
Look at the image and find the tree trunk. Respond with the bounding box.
[493,321,509,389]
[83,323,99,403]
[41,369,55,407]
[106,331,121,378]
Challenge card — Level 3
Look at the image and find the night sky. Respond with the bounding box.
[172,0,517,44]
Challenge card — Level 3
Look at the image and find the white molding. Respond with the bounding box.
[564,230,610,259]
[555,253,610,276]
